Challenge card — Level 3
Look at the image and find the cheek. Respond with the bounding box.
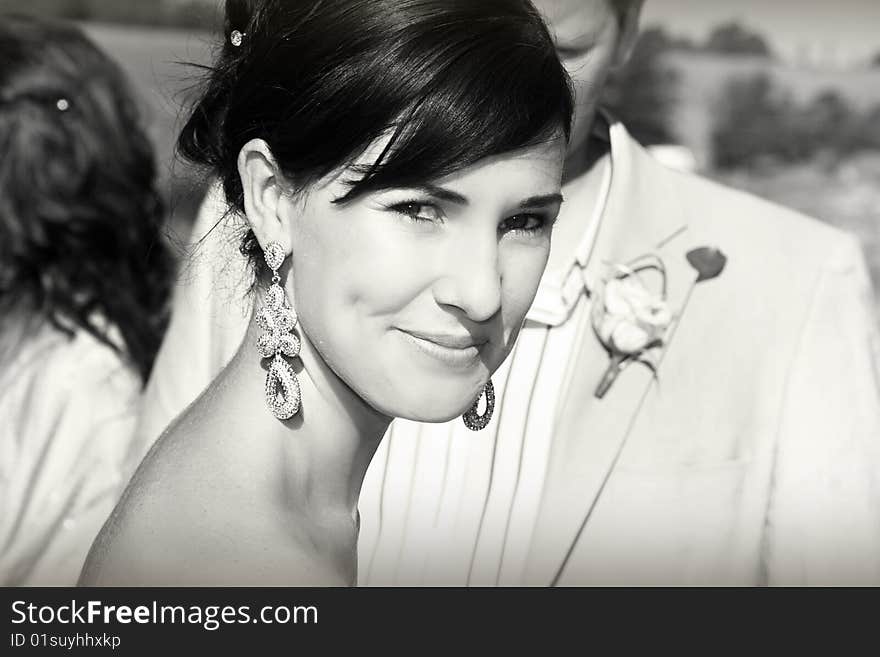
[338,229,434,318]
[290,214,433,349]
[498,239,551,336]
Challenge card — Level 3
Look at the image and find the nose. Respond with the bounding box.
[431,233,502,323]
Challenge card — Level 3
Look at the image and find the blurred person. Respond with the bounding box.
[79,0,573,585]
[0,15,172,585]
[134,0,880,586]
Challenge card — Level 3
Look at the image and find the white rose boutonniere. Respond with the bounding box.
[589,247,728,399]
[591,254,672,398]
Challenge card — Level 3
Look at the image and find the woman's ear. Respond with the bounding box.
[611,0,645,69]
[237,138,292,253]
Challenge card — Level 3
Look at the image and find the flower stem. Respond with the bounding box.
[594,353,627,399]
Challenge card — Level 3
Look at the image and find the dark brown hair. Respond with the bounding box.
[0,15,172,384]
[179,0,573,281]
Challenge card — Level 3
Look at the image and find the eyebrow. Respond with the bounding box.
[519,193,565,208]
[417,185,564,209]
[417,184,468,204]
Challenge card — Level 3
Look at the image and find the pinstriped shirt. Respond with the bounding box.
[357,138,613,586]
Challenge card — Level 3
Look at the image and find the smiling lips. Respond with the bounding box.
[396,328,488,368]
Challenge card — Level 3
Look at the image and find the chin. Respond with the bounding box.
[396,406,467,424]
[371,383,482,425]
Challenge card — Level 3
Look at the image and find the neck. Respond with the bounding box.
[562,109,606,185]
[219,293,390,525]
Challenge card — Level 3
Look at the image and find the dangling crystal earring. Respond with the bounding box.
[462,380,495,431]
[256,242,301,420]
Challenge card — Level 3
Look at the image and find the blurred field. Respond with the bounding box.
[85,24,880,306]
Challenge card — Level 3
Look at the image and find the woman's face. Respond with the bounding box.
[282,138,566,421]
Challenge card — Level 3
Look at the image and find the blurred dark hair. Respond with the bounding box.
[178,0,573,281]
[0,15,172,384]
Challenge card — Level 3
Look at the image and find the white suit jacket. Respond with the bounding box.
[133,120,880,586]
[524,124,880,586]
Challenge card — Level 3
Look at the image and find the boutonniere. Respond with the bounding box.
[591,254,672,398]
[591,247,728,399]
[550,244,729,586]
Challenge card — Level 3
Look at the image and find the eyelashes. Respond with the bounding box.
[385,199,550,236]
[387,201,441,224]
[498,214,547,234]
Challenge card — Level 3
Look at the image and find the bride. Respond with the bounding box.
[81,0,573,585]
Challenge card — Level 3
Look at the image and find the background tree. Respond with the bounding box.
[710,74,875,169]
[704,21,774,57]
[601,26,680,145]
[711,73,799,167]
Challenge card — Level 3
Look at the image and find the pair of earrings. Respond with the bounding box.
[256,242,494,429]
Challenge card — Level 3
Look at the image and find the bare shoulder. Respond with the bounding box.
[81,512,343,586]
[80,418,345,586]
[81,485,345,586]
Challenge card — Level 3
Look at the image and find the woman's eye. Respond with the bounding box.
[499,214,546,235]
[389,201,442,223]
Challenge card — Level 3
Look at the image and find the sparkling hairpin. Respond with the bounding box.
[230,29,245,47]
[55,98,69,112]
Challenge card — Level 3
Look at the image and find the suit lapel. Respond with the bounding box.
[522,121,699,585]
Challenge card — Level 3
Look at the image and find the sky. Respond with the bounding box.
[642,0,880,66]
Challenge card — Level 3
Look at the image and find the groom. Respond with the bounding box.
[137,0,880,585]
